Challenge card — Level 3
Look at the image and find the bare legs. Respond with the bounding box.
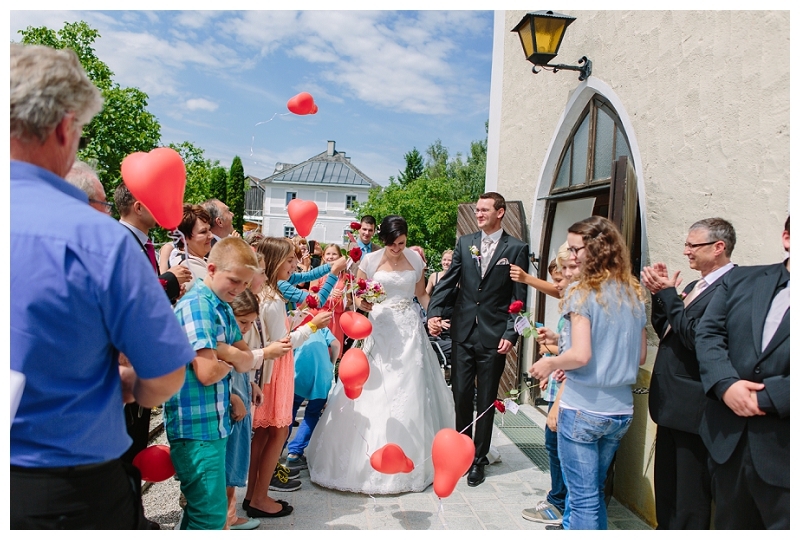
[245,425,289,513]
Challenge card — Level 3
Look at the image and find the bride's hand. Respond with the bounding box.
[358,298,373,312]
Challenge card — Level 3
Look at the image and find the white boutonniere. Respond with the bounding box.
[470,245,481,261]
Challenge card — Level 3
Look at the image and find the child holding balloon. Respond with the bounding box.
[244,237,332,518]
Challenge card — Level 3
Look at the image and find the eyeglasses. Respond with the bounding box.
[567,246,585,256]
[90,199,113,214]
[684,241,717,250]
[474,208,493,215]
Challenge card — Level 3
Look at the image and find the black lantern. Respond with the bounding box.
[512,10,592,81]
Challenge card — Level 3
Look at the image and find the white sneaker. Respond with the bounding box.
[521,500,563,524]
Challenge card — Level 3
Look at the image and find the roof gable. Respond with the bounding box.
[261,148,379,188]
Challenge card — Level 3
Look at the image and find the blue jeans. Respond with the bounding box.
[545,402,566,513]
[558,408,632,530]
[286,395,327,456]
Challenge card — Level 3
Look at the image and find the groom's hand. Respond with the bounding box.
[498,339,513,354]
[428,316,442,336]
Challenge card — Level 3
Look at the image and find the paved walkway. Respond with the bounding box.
[143,404,651,530]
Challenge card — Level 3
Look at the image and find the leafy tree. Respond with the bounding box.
[228,156,246,233]
[209,166,228,204]
[398,148,424,186]
[356,129,487,272]
[19,21,161,194]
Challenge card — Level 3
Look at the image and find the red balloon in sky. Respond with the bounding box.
[287,92,315,115]
[310,103,319,114]
[121,148,186,230]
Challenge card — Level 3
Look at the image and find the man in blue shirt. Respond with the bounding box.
[10,43,195,529]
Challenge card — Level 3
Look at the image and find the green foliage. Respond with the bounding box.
[18,21,161,195]
[355,129,487,272]
[398,147,424,186]
[228,156,246,233]
[209,166,228,204]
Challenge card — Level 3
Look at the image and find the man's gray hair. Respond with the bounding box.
[202,198,223,225]
[689,217,736,258]
[65,160,101,199]
[10,43,103,143]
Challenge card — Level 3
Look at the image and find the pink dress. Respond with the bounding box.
[252,304,294,428]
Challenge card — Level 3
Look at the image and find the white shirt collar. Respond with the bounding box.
[702,262,734,286]
[119,219,149,246]
[481,228,503,244]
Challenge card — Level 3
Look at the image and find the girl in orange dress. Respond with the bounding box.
[244,238,331,518]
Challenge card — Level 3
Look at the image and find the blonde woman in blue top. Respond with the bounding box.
[530,216,647,530]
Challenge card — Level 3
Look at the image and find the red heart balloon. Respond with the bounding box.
[121,148,186,230]
[339,311,372,340]
[432,428,475,498]
[287,199,318,237]
[338,348,369,399]
[287,92,315,115]
[132,444,175,483]
[370,443,414,474]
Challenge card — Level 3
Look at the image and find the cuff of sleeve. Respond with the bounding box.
[713,378,738,400]
[252,347,264,368]
[756,389,777,414]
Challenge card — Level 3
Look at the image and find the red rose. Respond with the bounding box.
[357,278,367,291]
[305,296,319,309]
[350,221,362,230]
[349,247,362,262]
[493,399,506,413]
[344,273,355,282]
[508,300,524,314]
[310,285,320,293]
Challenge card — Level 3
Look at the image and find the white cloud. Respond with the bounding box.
[185,98,219,111]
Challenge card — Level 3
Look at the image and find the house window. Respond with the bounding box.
[345,194,357,210]
[285,192,297,206]
[284,226,295,238]
[342,228,351,243]
[552,97,631,193]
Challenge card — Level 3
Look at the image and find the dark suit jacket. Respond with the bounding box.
[695,262,790,488]
[123,227,181,303]
[427,230,528,349]
[648,278,723,434]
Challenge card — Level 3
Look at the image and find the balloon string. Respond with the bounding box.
[167,229,197,284]
[250,112,292,157]
[438,499,448,529]
[459,403,496,436]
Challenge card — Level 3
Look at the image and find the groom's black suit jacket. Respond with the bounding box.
[428,230,528,349]
[695,262,790,488]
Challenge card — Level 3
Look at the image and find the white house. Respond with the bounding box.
[246,140,379,244]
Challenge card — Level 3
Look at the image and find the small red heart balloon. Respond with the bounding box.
[370,443,414,474]
[121,148,186,230]
[338,348,370,399]
[287,199,318,237]
[132,444,175,483]
[432,428,475,498]
[339,311,372,340]
[287,92,315,115]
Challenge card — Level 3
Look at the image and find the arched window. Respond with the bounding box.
[552,97,631,193]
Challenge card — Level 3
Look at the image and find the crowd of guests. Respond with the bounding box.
[10,41,788,531]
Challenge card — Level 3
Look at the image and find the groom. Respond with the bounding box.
[428,192,528,486]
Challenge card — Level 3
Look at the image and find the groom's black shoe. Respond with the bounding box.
[467,464,485,487]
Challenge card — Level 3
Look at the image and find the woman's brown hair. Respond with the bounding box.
[176,204,211,249]
[561,216,644,313]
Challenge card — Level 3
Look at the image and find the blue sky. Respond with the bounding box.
[9,9,494,185]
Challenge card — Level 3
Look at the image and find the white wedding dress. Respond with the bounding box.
[306,248,455,494]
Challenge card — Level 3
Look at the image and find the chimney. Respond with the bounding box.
[327,140,335,156]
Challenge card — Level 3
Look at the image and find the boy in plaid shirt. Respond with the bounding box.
[165,238,260,529]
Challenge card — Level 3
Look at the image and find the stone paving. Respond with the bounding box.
[143,404,651,530]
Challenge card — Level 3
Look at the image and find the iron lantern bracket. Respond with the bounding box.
[532,56,592,81]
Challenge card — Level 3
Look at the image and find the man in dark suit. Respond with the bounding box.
[427,192,528,486]
[642,218,736,529]
[695,216,790,529]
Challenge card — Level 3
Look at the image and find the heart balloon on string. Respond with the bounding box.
[370,443,414,474]
[287,92,316,115]
[287,199,318,237]
[432,428,475,498]
[339,311,372,340]
[121,147,186,230]
[338,348,370,399]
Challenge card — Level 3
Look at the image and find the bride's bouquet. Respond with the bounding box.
[347,277,387,304]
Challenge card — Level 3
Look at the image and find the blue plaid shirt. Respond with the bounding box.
[165,280,243,441]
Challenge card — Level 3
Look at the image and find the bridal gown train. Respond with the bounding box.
[306,250,455,494]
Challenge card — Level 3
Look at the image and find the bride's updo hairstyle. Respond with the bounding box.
[377,215,408,246]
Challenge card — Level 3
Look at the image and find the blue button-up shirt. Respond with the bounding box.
[10,161,196,467]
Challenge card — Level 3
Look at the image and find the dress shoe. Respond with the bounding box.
[467,464,485,487]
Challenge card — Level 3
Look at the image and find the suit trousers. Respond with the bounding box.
[451,326,506,465]
[654,425,712,529]
[709,432,789,529]
[120,402,151,464]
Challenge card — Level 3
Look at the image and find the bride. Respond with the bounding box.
[306,215,455,494]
